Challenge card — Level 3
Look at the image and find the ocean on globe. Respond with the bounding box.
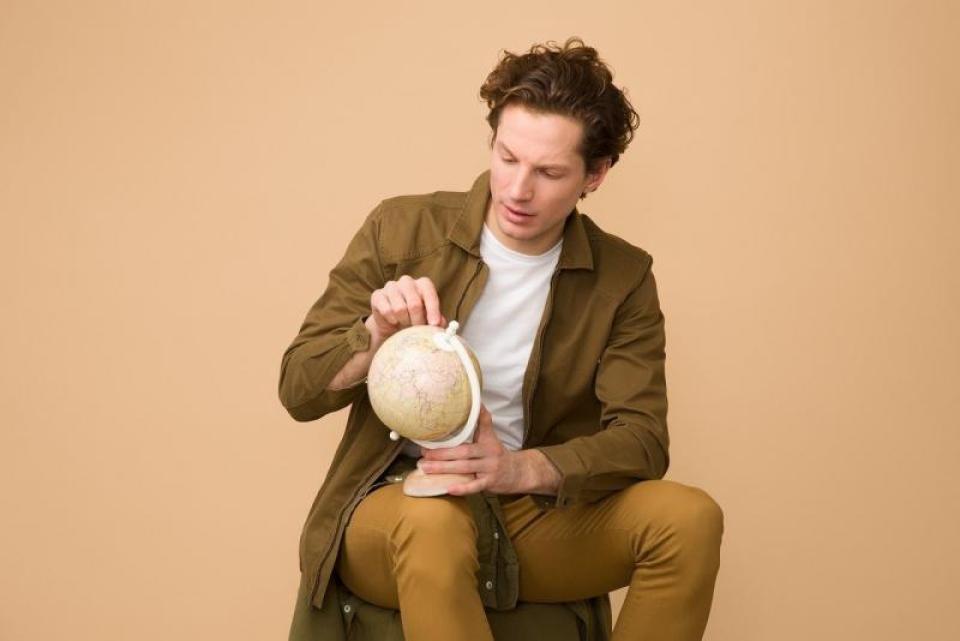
[367,324,482,442]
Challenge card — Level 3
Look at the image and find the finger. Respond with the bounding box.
[440,313,448,328]
[370,290,399,326]
[420,459,485,475]
[476,407,494,433]
[475,411,504,447]
[382,282,412,327]
[446,477,488,496]
[415,277,442,326]
[478,405,492,424]
[396,276,427,325]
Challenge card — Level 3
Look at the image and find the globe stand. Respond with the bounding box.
[384,321,483,498]
[402,467,475,498]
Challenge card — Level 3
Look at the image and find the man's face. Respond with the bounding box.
[486,103,609,255]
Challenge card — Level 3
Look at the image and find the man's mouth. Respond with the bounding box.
[504,204,533,216]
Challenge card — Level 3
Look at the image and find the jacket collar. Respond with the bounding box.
[448,169,594,271]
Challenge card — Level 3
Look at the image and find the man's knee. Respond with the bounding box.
[621,479,724,544]
[392,494,478,553]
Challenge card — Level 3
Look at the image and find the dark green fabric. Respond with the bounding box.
[289,570,613,641]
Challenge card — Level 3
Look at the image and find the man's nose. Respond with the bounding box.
[508,169,534,201]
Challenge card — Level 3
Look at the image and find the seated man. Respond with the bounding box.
[278,36,724,641]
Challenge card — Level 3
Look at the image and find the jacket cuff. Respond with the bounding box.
[284,317,373,420]
[299,315,372,385]
[337,316,374,388]
[532,444,588,508]
[344,315,373,354]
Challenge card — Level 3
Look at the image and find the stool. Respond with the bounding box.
[288,573,613,641]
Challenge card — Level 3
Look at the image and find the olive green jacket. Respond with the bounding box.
[278,168,670,639]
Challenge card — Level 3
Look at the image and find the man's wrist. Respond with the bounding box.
[327,317,386,391]
[520,449,562,495]
[363,315,391,351]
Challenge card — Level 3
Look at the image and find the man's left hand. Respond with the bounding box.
[418,405,561,496]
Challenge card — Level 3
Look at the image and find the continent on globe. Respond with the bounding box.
[367,323,483,444]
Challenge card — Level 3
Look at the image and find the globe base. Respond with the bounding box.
[402,468,476,497]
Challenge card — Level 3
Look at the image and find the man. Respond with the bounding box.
[279,38,723,641]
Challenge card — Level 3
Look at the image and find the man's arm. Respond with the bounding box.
[278,204,388,421]
[278,203,447,421]
[533,261,670,508]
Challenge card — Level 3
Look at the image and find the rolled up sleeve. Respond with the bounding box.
[534,262,670,508]
[278,203,388,422]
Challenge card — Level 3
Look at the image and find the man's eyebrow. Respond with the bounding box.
[497,141,570,171]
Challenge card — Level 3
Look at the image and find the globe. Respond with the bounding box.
[367,323,483,444]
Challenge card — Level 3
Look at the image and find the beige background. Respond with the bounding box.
[2,1,958,639]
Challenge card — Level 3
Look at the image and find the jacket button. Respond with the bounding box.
[485,580,494,590]
[493,531,499,540]
[343,604,352,614]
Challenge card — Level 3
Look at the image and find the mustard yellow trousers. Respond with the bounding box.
[336,479,724,641]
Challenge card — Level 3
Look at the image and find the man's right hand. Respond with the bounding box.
[366,275,447,344]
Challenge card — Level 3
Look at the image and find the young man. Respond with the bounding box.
[279,38,724,641]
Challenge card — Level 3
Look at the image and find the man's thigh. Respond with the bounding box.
[335,481,478,609]
[502,479,714,603]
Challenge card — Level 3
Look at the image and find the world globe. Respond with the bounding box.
[367,322,483,446]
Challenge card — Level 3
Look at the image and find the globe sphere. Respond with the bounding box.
[367,324,482,442]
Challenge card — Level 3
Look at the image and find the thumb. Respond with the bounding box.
[476,406,495,436]
[478,404,491,424]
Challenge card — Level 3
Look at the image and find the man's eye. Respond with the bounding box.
[502,157,516,163]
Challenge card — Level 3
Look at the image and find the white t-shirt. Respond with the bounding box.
[401,223,562,456]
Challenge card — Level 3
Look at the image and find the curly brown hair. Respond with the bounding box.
[479,37,640,177]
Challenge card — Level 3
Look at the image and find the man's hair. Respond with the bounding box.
[479,36,640,175]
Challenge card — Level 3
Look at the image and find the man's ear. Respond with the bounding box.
[585,157,613,191]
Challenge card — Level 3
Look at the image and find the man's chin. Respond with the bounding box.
[498,213,534,235]
[499,224,534,242]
